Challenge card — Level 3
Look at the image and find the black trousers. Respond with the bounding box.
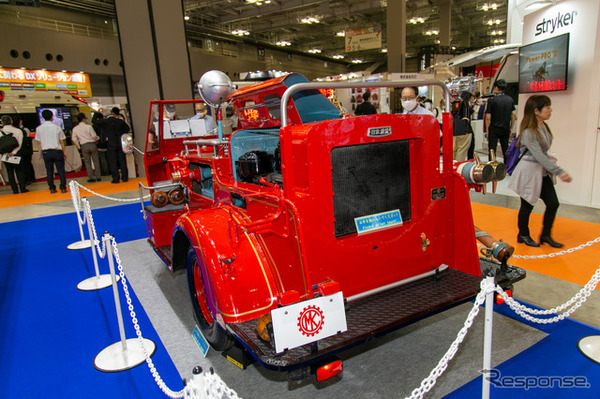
[5,160,27,193]
[42,149,66,190]
[518,175,560,237]
[20,154,35,183]
[467,132,475,160]
[488,126,510,161]
[106,146,128,182]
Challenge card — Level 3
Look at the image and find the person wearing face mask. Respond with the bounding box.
[400,87,434,116]
[190,102,215,134]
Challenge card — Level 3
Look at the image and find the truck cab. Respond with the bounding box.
[141,71,524,381]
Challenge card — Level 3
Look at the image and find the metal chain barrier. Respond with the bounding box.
[69,181,87,226]
[405,278,495,399]
[496,264,600,324]
[184,368,242,399]
[512,236,600,259]
[72,180,240,398]
[110,237,186,399]
[82,197,107,259]
[70,179,151,203]
[110,237,241,399]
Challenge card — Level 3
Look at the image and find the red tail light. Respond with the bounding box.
[496,289,512,305]
[316,359,343,381]
[0,90,4,102]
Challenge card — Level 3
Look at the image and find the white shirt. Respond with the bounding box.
[403,105,435,116]
[35,121,65,150]
[1,125,23,154]
[190,113,215,133]
[71,122,98,146]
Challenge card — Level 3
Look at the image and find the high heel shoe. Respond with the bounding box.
[540,235,564,248]
[517,235,540,247]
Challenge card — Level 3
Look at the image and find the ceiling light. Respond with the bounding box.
[351,59,363,64]
[332,54,344,59]
[276,40,291,46]
[231,29,250,36]
[336,31,345,37]
[409,17,425,24]
[301,16,320,24]
[184,15,190,20]
[381,48,387,53]
[481,2,498,11]
[308,48,321,54]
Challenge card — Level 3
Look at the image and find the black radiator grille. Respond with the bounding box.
[331,141,411,237]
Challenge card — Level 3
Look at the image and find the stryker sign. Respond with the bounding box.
[535,10,577,36]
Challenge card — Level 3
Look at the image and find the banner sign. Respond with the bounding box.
[0,68,92,97]
[345,26,382,52]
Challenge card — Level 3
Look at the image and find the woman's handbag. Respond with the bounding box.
[505,138,527,175]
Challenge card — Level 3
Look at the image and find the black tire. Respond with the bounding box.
[186,246,234,351]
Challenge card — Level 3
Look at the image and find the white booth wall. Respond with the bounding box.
[519,0,600,208]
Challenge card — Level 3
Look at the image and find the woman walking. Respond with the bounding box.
[508,95,572,247]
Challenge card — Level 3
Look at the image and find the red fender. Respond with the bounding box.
[174,207,279,324]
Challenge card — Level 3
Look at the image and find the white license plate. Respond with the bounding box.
[271,292,347,354]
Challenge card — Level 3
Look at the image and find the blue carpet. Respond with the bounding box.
[446,300,600,398]
[0,203,184,398]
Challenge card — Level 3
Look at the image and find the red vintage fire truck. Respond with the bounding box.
[141,71,524,381]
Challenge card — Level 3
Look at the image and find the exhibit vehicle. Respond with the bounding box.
[141,71,525,382]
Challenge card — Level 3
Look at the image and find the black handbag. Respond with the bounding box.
[0,130,19,154]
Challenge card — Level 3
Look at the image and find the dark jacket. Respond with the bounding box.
[354,102,377,116]
[98,116,130,149]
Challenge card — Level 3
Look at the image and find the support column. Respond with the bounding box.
[439,0,452,47]
[386,0,406,73]
[114,0,193,177]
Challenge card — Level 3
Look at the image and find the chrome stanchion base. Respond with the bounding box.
[94,338,156,372]
[67,239,98,250]
[578,336,600,364]
[77,274,119,291]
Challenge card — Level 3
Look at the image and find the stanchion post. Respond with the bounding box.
[93,232,156,372]
[104,232,128,350]
[87,200,101,278]
[67,196,93,250]
[76,201,116,291]
[482,275,495,399]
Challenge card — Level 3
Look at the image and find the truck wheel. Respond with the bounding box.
[186,246,234,351]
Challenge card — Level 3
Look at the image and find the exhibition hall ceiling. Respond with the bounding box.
[42,0,510,66]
